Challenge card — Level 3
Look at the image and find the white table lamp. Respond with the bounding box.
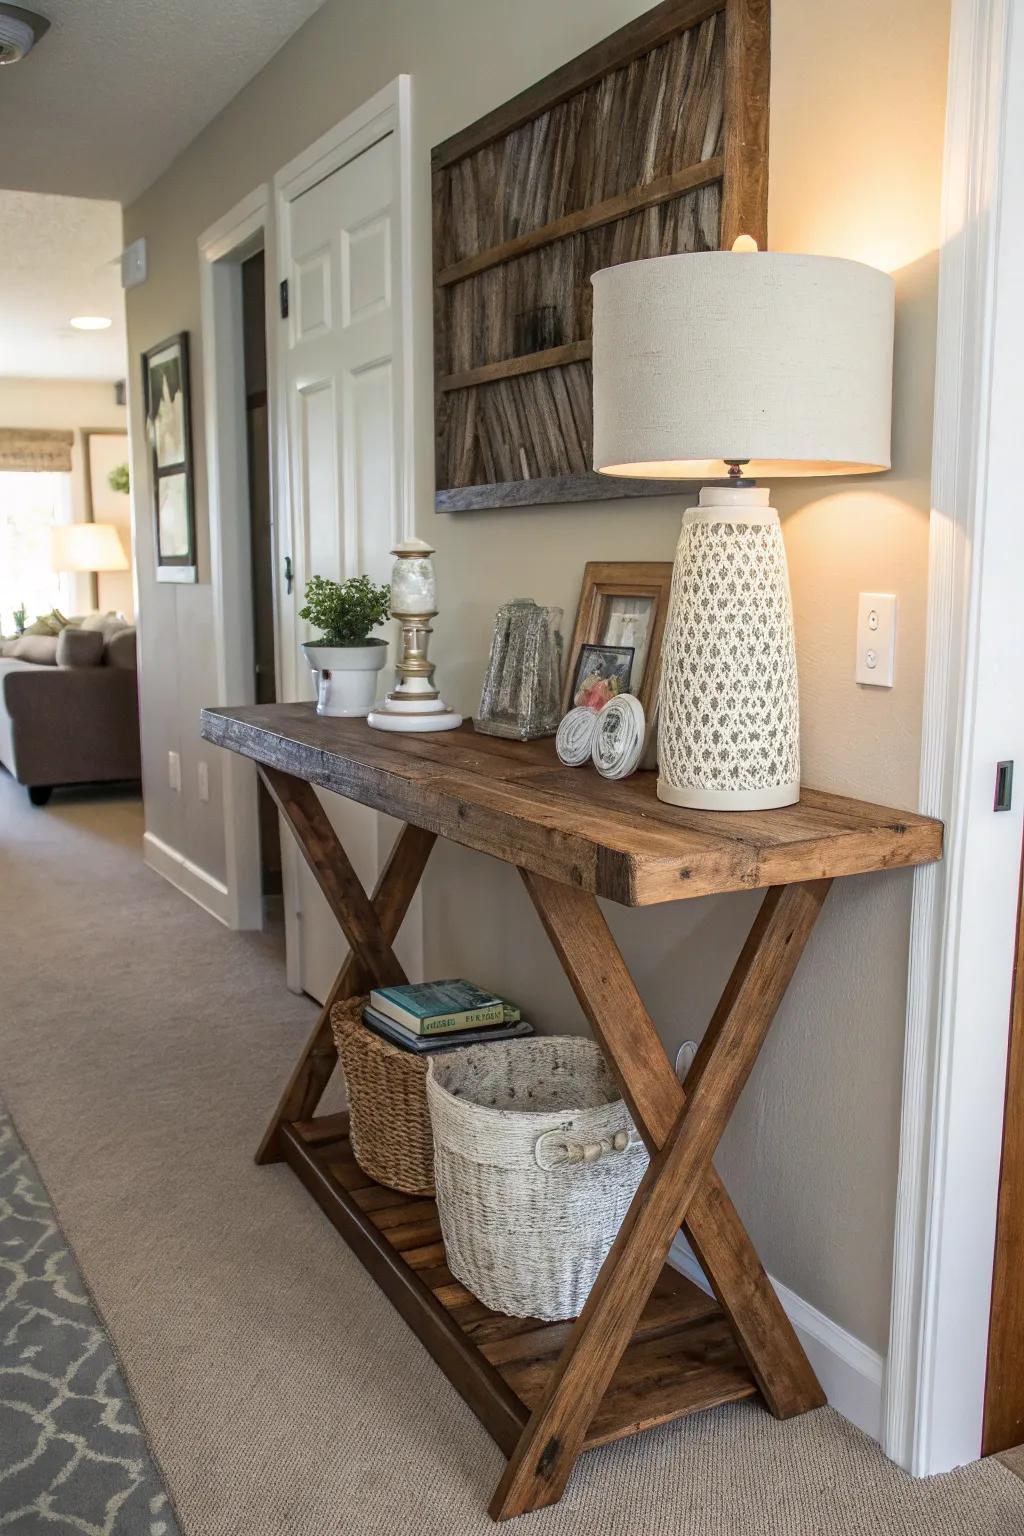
[50,522,129,575]
[592,250,895,810]
[50,522,130,610]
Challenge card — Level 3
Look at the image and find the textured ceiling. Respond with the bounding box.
[0,192,126,380]
[0,0,326,204]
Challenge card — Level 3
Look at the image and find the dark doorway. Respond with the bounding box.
[241,250,282,900]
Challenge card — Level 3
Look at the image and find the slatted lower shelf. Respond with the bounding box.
[281,1113,759,1455]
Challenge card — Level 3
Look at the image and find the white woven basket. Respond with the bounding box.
[426,1036,648,1321]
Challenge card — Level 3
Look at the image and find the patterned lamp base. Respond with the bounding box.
[658,486,800,812]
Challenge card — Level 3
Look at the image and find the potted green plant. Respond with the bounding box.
[299,573,391,717]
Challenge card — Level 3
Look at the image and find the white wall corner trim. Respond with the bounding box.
[143,831,232,927]
[198,184,271,932]
[669,1236,884,1440]
[886,0,1024,1477]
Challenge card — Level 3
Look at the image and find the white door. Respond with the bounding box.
[279,129,412,1002]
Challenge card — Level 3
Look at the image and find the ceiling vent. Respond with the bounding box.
[0,4,49,64]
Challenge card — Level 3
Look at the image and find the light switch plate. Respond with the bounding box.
[121,237,147,289]
[855,593,897,687]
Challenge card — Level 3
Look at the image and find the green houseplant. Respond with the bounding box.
[299,574,391,718]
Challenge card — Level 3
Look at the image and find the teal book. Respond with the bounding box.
[369,979,519,1036]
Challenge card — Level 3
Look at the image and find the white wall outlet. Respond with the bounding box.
[855,593,897,687]
[168,750,181,792]
[121,237,147,289]
[197,760,209,802]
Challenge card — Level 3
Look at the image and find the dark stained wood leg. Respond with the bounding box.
[260,766,410,986]
[522,871,827,1417]
[491,875,830,1519]
[254,770,435,1164]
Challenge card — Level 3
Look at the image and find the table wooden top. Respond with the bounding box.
[201,703,943,907]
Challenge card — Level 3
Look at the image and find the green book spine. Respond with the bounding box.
[419,1005,505,1035]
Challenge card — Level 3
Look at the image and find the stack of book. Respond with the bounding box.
[362,980,532,1055]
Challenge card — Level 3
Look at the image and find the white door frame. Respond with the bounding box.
[198,183,276,931]
[272,75,416,991]
[886,0,1024,1476]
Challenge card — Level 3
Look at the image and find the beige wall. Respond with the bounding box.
[0,378,132,618]
[124,0,949,1354]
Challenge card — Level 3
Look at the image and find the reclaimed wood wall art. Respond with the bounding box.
[431,0,770,512]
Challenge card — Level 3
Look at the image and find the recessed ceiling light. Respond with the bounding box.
[69,316,113,331]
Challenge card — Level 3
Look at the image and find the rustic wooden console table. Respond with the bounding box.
[201,703,942,1520]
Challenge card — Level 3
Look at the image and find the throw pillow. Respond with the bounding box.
[11,635,59,664]
[56,627,105,668]
[24,609,72,635]
[79,611,128,638]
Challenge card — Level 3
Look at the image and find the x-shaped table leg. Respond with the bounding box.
[254,766,435,1163]
[490,873,831,1520]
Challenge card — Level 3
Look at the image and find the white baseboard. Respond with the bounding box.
[668,1234,885,1441]
[143,831,231,927]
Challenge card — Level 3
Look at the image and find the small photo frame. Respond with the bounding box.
[142,332,196,583]
[572,644,634,709]
[562,561,674,721]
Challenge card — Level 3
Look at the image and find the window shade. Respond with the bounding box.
[0,429,74,473]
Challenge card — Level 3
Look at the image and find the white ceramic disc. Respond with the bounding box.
[556,706,599,766]
[592,694,646,779]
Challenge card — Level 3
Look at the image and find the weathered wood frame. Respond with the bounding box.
[202,706,943,1519]
[432,0,770,512]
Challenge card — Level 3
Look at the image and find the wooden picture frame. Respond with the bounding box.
[562,561,674,721]
[142,332,197,583]
[432,0,770,512]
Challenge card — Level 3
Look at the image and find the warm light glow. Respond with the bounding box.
[50,523,129,573]
[598,458,888,479]
[731,234,759,253]
[69,315,113,331]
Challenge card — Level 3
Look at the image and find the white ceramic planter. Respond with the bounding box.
[302,641,388,718]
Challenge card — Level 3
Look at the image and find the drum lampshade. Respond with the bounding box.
[592,251,895,479]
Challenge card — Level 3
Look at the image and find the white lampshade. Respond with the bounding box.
[592,252,895,479]
[50,522,129,573]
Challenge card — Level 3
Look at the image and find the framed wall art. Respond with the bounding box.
[142,332,197,583]
[562,560,674,721]
[432,0,770,511]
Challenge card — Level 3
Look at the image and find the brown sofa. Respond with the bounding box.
[0,619,141,804]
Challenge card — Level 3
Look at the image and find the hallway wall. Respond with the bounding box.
[123,0,950,1360]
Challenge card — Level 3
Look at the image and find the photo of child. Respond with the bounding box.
[572,644,635,710]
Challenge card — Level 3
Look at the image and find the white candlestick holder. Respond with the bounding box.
[367,539,462,734]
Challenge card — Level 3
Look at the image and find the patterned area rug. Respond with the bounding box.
[0,1105,181,1535]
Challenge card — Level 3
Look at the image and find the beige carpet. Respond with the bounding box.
[2,772,1023,1536]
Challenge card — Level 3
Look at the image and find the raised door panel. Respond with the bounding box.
[282,130,408,1004]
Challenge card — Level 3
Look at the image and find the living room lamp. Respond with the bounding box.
[50,522,129,610]
[591,248,895,811]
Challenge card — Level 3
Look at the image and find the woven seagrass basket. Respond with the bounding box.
[330,995,435,1197]
[426,1036,648,1321]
